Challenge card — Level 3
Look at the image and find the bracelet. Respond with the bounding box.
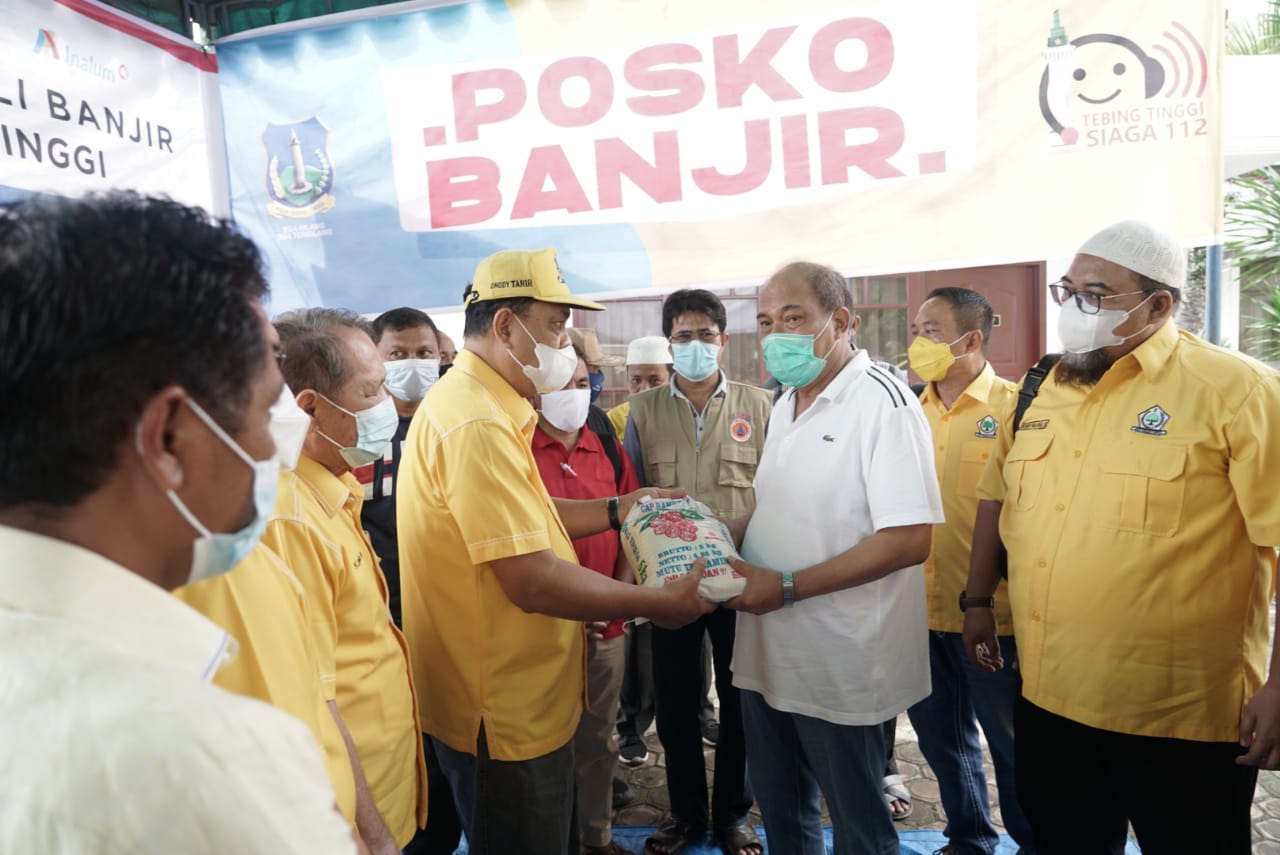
[607,496,622,531]
[781,572,795,607]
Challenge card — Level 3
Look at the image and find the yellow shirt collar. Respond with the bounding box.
[452,348,538,439]
[293,452,361,519]
[1123,319,1180,379]
[0,525,235,680]
[920,360,997,408]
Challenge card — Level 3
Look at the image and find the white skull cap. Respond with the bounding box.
[1077,219,1187,290]
[626,335,674,366]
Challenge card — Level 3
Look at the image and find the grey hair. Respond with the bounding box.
[771,261,853,314]
[274,307,373,397]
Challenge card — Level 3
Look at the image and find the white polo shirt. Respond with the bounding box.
[732,350,943,725]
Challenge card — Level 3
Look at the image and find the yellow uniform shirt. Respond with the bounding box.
[398,349,585,762]
[175,544,358,823]
[920,363,1018,634]
[607,400,630,441]
[261,455,426,847]
[978,322,1280,742]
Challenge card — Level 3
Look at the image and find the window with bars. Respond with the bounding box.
[848,276,909,372]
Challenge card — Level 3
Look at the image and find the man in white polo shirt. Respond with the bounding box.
[725,261,943,855]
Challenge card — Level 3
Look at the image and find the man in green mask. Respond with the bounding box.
[725,261,943,855]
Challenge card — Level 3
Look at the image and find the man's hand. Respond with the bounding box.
[1239,681,1280,768]
[648,558,716,629]
[617,487,687,524]
[962,608,1003,672]
[722,557,784,615]
[586,620,609,642]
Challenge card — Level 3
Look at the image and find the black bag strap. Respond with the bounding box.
[910,382,926,398]
[1012,354,1061,435]
[586,405,624,490]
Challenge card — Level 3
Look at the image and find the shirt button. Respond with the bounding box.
[1037,559,1047,567]
[1073,450,1082,458]
[1055,503,1065,512]
[1031,611,1042,622]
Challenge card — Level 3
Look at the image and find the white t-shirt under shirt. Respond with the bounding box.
[732,350,944,726]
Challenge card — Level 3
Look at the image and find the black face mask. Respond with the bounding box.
[439,362,452,378]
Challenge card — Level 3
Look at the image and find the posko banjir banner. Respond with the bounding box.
[217,0,1222,313]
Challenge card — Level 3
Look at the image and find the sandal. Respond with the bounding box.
[883,773,913,821]
[716,819,763,855]
[643,817,703,855]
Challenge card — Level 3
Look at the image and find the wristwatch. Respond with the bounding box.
[781,572,795,607]
[958,590,995,612]
[607,496,622,531]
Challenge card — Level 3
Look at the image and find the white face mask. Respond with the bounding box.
[383,358,439,402]
[1057,292,1156,354]
[151,398,279,586]
[316,394,399,468]
[267,384,311,471]
[508,315,577,394]
[539,388,591,432]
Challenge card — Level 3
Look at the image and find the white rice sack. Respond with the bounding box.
[620,496,746,602]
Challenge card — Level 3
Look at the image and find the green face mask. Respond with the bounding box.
[761,314,835,389]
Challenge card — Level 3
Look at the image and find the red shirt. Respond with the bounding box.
[531,422,639,640]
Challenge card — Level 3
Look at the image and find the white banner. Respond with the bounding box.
[0,0,224,213]
[382,4,977,231]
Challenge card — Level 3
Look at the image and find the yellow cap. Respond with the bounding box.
[465,248,604,311]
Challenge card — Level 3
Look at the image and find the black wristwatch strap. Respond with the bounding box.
[958,590,996,612]
[607,496,622,531]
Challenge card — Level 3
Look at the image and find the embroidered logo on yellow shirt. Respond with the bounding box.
[1132,405,1170,436]
[974,415,999,438]
[1021,419,1049,431]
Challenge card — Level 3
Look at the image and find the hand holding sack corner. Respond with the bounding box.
[621,496,746,602]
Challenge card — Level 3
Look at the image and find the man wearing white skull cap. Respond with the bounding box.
[961,219,1280,853]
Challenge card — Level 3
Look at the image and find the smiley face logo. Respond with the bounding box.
[1040,33,1165,140]
[1068,36,1165,106]
[1036,15,1208,148]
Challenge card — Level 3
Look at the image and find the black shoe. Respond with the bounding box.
[618,735,649,766]
[701,719,720,747]
[612,776,636,809]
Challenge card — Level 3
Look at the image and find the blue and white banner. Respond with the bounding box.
[217,0,1222,314]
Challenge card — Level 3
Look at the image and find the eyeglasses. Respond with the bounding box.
[1049,281,1151,315]
[669,329,721,345]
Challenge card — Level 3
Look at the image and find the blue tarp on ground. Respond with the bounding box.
[454,826,1144,853]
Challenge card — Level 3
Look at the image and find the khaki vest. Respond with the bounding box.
[629,380,772,519]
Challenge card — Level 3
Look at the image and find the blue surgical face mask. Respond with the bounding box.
[671,341,720,382]
[316,394,399,467]
[588,369,605,403]
[164,397,279,586]
[761,314,836,389]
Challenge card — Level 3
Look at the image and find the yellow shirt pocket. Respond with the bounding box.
[718,443,758,489]
[957,441,994,499]
[647,444,678,489]
[1097,444,1187,538]
[1003,430,1054,512]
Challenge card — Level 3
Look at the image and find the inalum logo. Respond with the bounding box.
[32,28,58,59]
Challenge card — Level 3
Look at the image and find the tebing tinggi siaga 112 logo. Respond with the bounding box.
[1037,8,1209,150]
[263,117,335,219]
